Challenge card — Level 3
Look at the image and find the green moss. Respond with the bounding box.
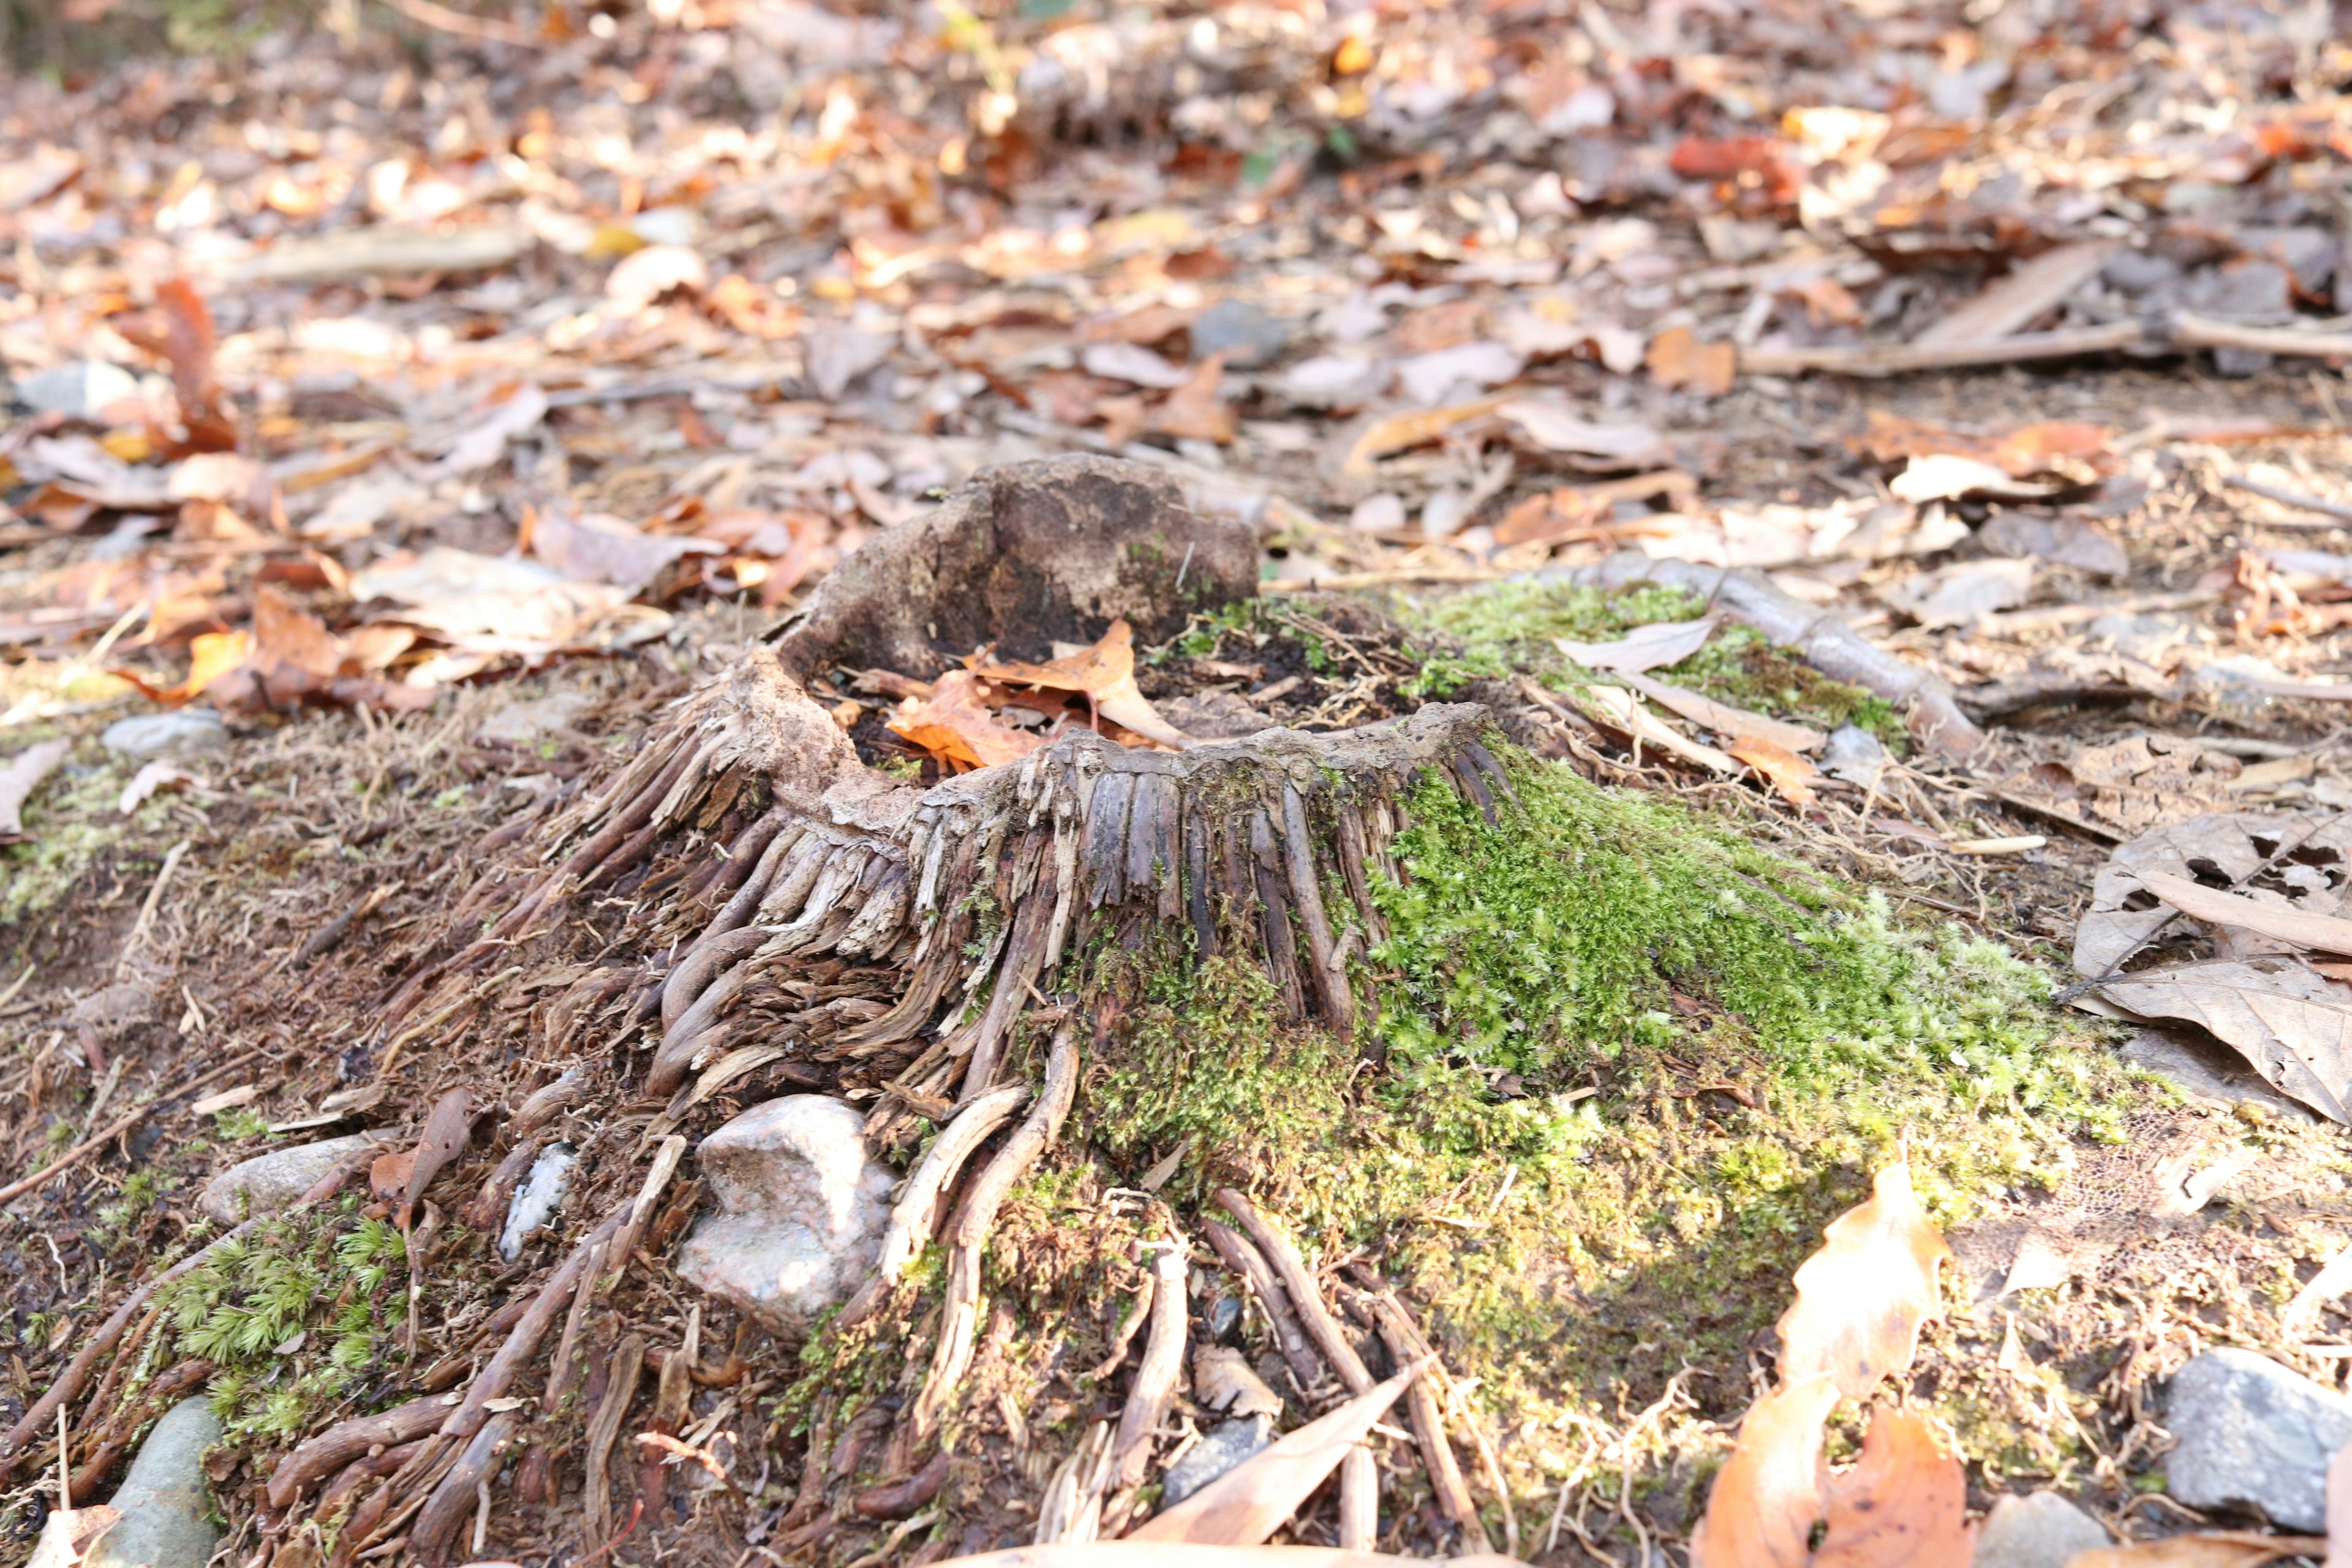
[1398,579,1905,748]
[0,750,168,927]
[152,1198,413,1448]
[1070,746,2130,1485]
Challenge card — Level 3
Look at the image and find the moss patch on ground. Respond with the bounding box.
[1401,579,1909,749]
[1066,746,2132,1501]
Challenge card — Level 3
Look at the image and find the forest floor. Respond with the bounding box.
[9,0,2352,1564]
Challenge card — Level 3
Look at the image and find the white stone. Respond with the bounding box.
[198,1133,380,1226]
[676,1095,892,1329]
[499,1142,576,1261]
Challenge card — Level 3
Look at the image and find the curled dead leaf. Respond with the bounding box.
[1777,1158,1952,1398]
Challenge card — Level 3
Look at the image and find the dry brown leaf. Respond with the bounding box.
[2136,869,2352,958]
[1991,421,2111,478]
[886,669,1046,773]
[1128,1356,1433,1546]
[1565,683,1741,774]
[1341,396,1511,476]
[399,1087,472,1229]
[369,1148,416,1208]
[1153,353,1236,443]
[1618,669,1825,755]
[2095,957,2352,1124]
[114,630,252,707]
[1553,619,1719,674]
[2067,1533,2326,1567]
[1811,1408,1973,1568]
[1646,326,1736,396]
[1777,1158,1951,1398]
[1727,733,1822,808]
[1687,1376,1839,1568]
[971,618,1192,750]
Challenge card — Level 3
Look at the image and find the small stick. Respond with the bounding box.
[542,1237,608,1415]
[283,881,404,973]
[603,1137,684,1283]
[442,1208,626,1439]
[1338,1445,1379,1551]
[1363,1292,1489,1551]
[1109,1242,1189,1489]
[1214,1189,1371,1395]
[1740,320,2145,377]
[410,1411,518,1568]
[0,1044,268,1208]
[2226,473,2352,525]
[1200,1219,1324,1393]
[584,1335,646,1544]
[115,839,191,979]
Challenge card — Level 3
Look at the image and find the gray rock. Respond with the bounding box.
[198,1133,381,1226]
[1971,1491,2110,1568]
[499,1142,575,1262]
[676,1096,893,1329]
[1161,1414,1273,1506]
[14,360,140,420]
[2165,1347,2352,1530]
[102,711,230,761]
[2186,258,2291,320]
[86,1398,221,1568]
[1190,300,1290,368]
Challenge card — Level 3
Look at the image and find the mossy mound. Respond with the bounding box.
[786,741,2134,1542]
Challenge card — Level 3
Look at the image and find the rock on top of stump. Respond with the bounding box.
[675,1095,893,1330]
[2164,1346,2352,1532]
[198,1132,382,1226]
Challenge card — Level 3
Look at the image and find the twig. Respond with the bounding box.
[2226,474,2352,525]
[1214,1189,1372,1394]
[1740,320,2146,377]
[582,1335,646,1544]
[0,1044,266,1207]
[281,881,404,973]
[1363,1291,1490,1551]
[1201,1219,1325,1392]
[1109,1241,1189,1488]
[373,0,540,46]
[114,839,190,979]
[2172,310,2352,360]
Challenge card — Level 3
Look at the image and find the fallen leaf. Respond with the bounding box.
[114,630,252,707]
[1566,682,1742,774]
[1622,672,1826,756]
[1553,619,1719,674]
[1777,1158,1951,1398]
[526,506,723,594]
[2095,957,2352,1124]
[399,1087,473,1229]
[1991,421,2112,479]
[26,1502,120,1568]
[1687,1376,1839,1568]
[1496,399,1667,462]
[1081,341,1196,389]
[1342,396,1511,475]
[2135,869,2352,957]
[0,739,72,840]
[369,1148,417,1207]
[1811,1408,1973,1568]
[1128,1355,1431,1545]
[886,669,1046,772]
[1882,559,2035,627]
[2067,1533,2327,1567]
[972,619,1193,750]
[119,761,204,815]
[1727,734,1823,808]
[1647,326,1736,396]
[1153,353,1235,443]
[1192,1345,1284,1419]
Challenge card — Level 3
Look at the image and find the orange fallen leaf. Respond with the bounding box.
[971,618,1193,750]
[1811,1409,1973,1568]
[1990,420,2111,479]
[1777,1158,1952,1399]
[399,1087,472,1231]
[1152,352,1235,444]
[1341,395,1512,476]
[369,1148,416,1208]
[886,669,1045,772]
[1687,1376,1838,1568]
[1727,733,1822,809]
[115,628,252,706]
[1647,325,1736,396]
